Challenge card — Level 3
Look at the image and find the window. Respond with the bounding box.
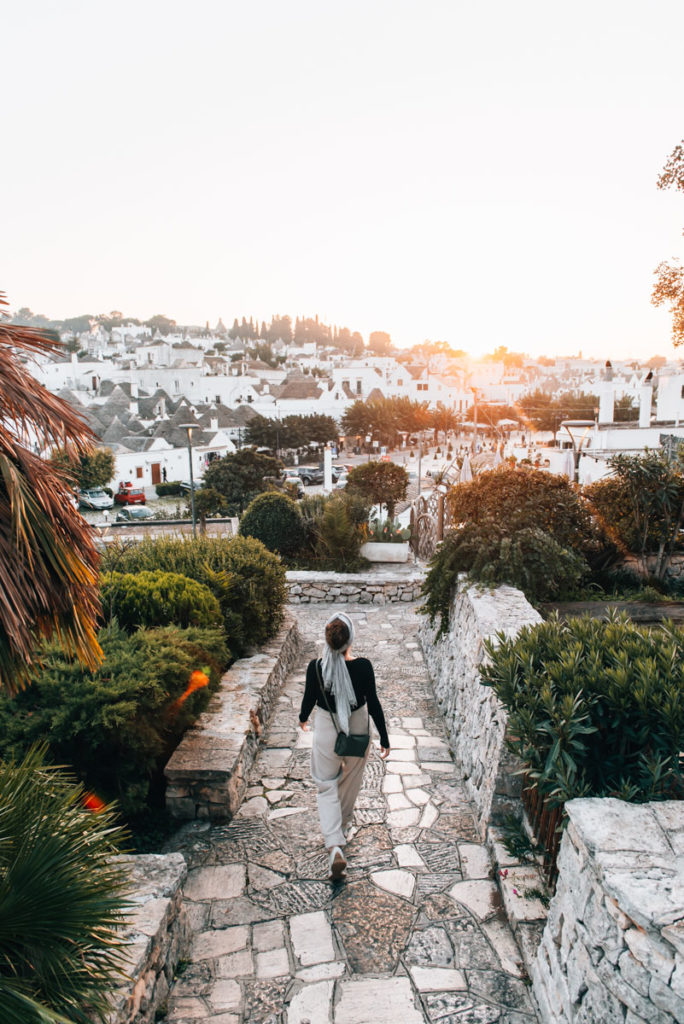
[174,380,180,393]
[356,380,362,394]
[417,383,428,392]
[397,378,403,387]
[681,385,684,399]
[136,467,143,479]
[215,395,221,404]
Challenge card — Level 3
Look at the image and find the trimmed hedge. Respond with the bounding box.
[100,570,222,631]
[0,622,228,817]
[155,480,183,496]
[100,534,287,654]
[239,491,305,555]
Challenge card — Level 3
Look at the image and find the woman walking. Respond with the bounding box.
[299,612,390,880]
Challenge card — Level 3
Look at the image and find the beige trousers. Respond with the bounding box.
[310,705,371,849]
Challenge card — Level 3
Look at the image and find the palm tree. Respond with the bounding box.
[0,746,129,1024]
[0,295,102,693]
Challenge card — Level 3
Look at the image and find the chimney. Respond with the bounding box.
[129,400,139,417]
[639,371,653,429]
[210,417,218,432]
[598,381,614,424]
[130,379,139,398]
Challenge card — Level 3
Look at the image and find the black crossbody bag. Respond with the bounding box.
[315,659,370,758]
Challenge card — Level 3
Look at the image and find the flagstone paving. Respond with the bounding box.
[161,602,538,1024]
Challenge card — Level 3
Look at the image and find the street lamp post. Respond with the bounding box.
[180,423,197,537]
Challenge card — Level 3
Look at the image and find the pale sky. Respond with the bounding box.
[3,0,684,360]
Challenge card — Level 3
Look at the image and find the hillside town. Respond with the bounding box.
[21,311,684,491]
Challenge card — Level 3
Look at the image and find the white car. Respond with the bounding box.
[79,487,114,510]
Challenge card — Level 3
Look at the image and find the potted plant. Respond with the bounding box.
[360,519,412,563]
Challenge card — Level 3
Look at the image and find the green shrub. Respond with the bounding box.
[316,498,367,571]
[480,612,684,805]
[0,747,129,1024]
[100,535,286,653]
[239,491,305,555]
[422,519,587,634]
[448,467,592,552]
[155,480,183,497]
[0,622,228,817]
[101,570,222,631]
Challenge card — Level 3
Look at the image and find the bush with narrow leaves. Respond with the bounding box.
[480,612,684,806]
[0,622,228,817]
[421,518,587,634]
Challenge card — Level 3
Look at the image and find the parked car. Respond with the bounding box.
[296,466,325,486]
[114,486,146,506]
[79,488,114,510]
[282,475,305,499]
[180,480,202,494]
[116,506,155,523]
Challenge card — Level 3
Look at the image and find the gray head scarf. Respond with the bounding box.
[321,611,357,735]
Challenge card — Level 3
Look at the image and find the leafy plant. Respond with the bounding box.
[100,570,222,631]
[155,480,183,497]
[0,746,129,1024]
[315,498,366,571]
[239,491,305,555]
[0,622,228,817]
[364,518,411,543]
[480,612,684,806]
[100,535,286,654]
[51,446,115,491]
[202,448,284,513]
[421,519,587,634]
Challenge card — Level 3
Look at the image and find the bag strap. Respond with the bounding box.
[314,659,369,738]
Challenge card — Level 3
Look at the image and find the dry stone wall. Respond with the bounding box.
[418,578,542,835]
[286,568,424,604]
[165,614,300,821]
[106,853,189,1024]
[532,798,684,1024]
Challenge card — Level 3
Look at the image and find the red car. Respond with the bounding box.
[114,484,146,506]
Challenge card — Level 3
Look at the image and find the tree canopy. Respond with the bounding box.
[652,140,684,345]
[51,446,115,491]
[202,448,283,512]
[345,461,408,520]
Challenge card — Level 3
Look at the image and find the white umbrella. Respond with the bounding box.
[493,446,503,468]
[459,454,473,483]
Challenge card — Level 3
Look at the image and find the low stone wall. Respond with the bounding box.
[621,552,684,581]
[532,798,684,1023]
[418,579,542,835]
[286,568,425,604]
[106,853,189,1024]
[165,614,300,821]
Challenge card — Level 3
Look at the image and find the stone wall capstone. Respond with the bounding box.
[532,798,684,1024]
[418,578,542,835]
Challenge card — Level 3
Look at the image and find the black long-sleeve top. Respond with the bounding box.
[299,657,390,749]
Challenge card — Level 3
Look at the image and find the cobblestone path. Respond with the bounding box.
[162,602,538,1024]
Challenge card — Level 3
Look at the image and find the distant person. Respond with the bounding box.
[299,613,390,880]
[162,467,167,482]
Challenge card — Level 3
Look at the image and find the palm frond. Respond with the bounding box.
[0,295,102,692]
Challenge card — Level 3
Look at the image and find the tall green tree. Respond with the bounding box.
[51,447,115,490]
[202,448,283,512]
[346,461,408,520]
[607,447,684,580]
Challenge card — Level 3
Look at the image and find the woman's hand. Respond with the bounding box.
[299,720,309,731]
[379,746,390,760]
